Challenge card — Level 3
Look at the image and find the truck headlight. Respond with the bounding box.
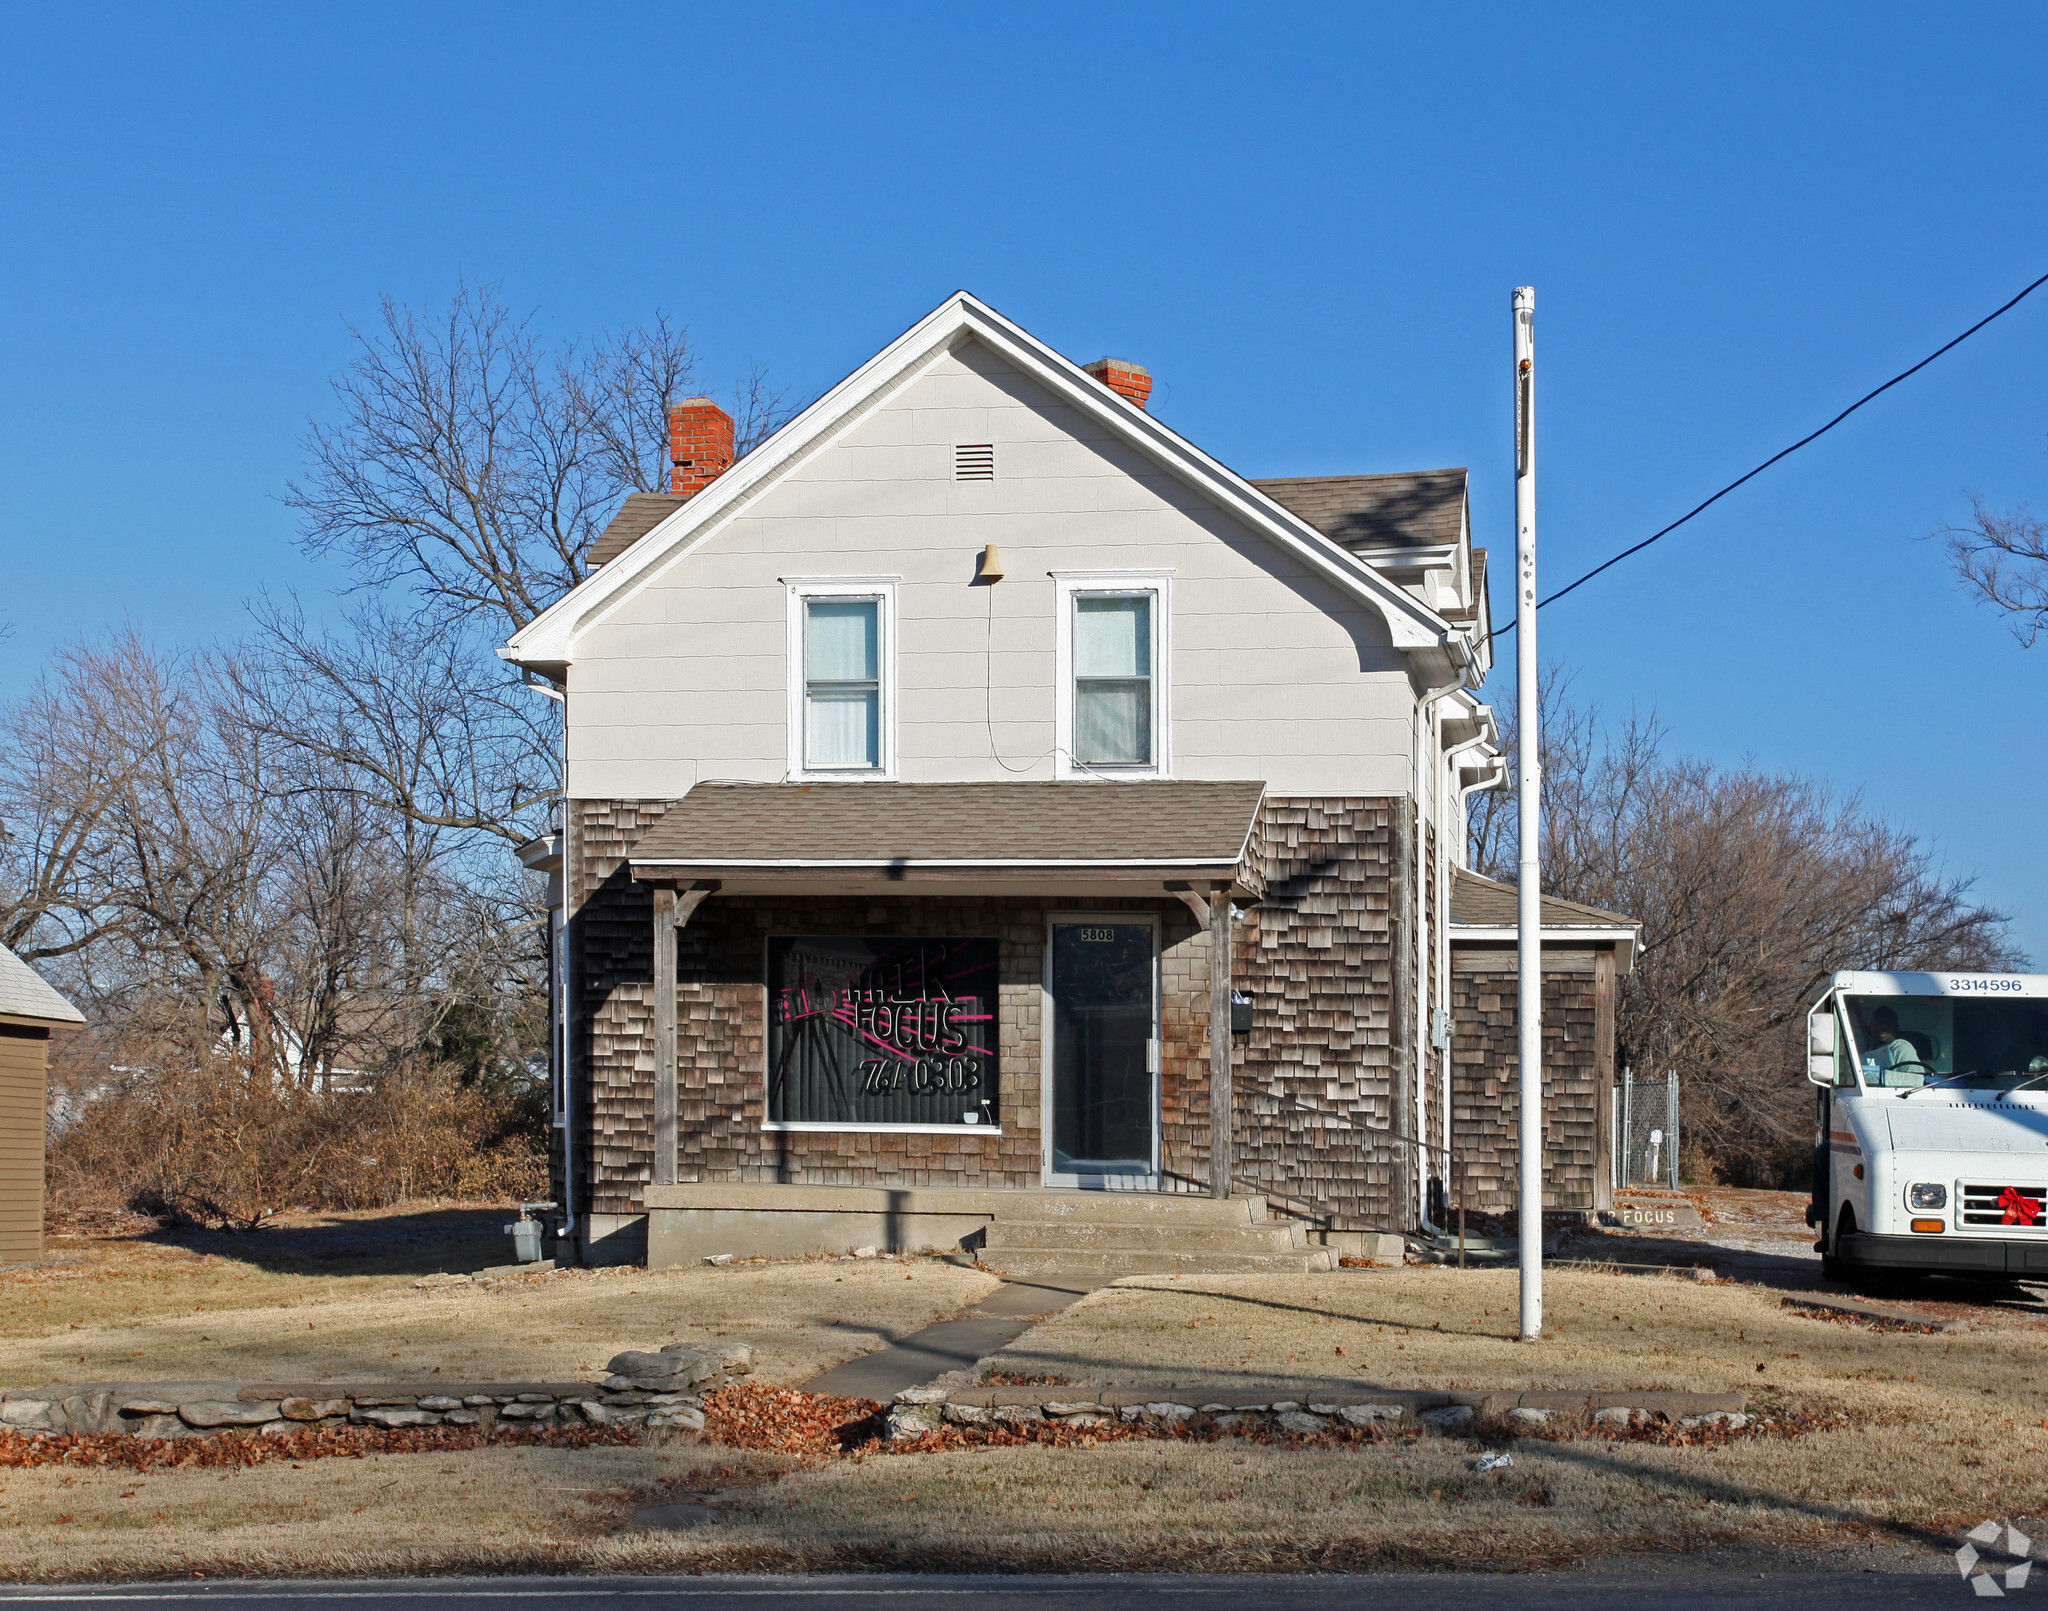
[1908,1183,1948,1210]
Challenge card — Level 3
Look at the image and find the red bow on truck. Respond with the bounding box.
[1999,1186,2041,1227]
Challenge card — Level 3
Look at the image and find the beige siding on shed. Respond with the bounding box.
[565,340,1420,799]
[0,1026,50,1263]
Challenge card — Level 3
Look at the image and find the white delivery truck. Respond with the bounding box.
[1808,970,2048,1290]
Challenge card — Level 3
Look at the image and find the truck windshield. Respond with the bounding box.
[1844,994,2048,1090]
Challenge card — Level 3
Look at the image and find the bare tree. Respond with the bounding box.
[286,279,806,635]
[271,279,806,853]
[1475,686,2017,1182]
[1941,492,2048,644]
[234,598,557,846]
[0,638,159,960]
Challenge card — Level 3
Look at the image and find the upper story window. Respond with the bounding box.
[787,580,897,779]
[1074,596,1152,766]
[806,599,880,767]
[1052,572,1171,779]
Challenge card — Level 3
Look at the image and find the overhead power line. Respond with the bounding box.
[1488,267,2048,643]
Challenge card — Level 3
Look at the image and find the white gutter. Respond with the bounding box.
[1411,666,1472,1233]
[629,856,1244,870]
[521,681,576,1247]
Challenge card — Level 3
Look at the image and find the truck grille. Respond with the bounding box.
[1960,1182,2047,1228]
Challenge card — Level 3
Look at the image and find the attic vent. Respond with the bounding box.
[955,444,995,482]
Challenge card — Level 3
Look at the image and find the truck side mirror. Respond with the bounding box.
[1806,1008,1836,1086]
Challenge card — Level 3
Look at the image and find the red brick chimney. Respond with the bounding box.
[668,397,736,495]
[1082,357,1153,410]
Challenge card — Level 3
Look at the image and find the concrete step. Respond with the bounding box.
[981,1246,1337,1277]
[982,1220,1309,1254]
[1002,1192,1271,1228]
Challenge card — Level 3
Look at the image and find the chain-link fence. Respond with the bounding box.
[1613,1068,1680,1190]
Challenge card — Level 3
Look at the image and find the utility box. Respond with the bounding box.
[503,1201,558,1264]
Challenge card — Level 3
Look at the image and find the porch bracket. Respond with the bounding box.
[651,880,719,1190]
[1163,881,1213,931]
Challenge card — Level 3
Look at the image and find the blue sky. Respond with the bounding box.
[4,3,2048,953]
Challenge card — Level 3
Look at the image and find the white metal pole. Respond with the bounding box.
[1513,285,1543,1343]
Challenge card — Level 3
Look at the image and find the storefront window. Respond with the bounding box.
[766,937,999,1129]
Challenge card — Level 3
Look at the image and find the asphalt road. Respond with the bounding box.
[0,1573,1969,1609]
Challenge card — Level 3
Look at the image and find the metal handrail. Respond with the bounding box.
[1230,1103,1474,1267]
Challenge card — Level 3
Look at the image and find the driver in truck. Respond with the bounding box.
[1867,1006,1928,1084]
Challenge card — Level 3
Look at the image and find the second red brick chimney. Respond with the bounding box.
[1083,357,1153,410]
[668,397,736,495]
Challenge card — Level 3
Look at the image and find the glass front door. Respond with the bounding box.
[1047,918,1158,1186]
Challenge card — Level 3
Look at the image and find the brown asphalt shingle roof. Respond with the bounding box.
[630,780,1267,870]
[588,491,691,567]
[0,944,83,1025]
[1450,868,1636,931]
[1252,469,1467,553]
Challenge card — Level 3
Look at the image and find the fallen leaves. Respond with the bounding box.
[701,1384,882,1457]
[0,1420,635,1474]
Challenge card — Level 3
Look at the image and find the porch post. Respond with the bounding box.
[652,886,677,1188]
[651,880,719,1192]
[1209,885,1233,1200]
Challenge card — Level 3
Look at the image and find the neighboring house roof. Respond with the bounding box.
[1251,470,1468,553]
[1448,868,1640,969]
[502,292,1467,680]
[588,491,691,568]
[628,780,1267,883]
[0,945,84,1026]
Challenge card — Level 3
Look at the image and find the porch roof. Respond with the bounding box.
[628,779,1266,889]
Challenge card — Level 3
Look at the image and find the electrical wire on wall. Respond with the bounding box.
[982,572,1112,779]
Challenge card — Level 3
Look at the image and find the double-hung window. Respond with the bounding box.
[1054,573,1170,777]
[788,581,896,778]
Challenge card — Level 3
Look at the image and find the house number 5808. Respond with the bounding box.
[1077,928,1113,942]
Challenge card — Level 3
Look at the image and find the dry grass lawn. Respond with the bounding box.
[1,1261,2036,1578]
[2,1211,997,1388]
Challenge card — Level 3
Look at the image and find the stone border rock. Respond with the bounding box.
[1781,1294,1972,1334]
[0,1342,756,1441]
[0,1381,692,1439]
[882,1384,1750,1441]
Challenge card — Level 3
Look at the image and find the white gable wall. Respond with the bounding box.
[565,341,1424,799]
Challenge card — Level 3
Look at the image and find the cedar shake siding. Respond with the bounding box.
[564,794,1411,1223]
[1234,798,1407,1230]
[565,792,1624,1239]
[1449,948,1614,1213]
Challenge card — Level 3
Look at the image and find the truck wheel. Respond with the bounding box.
[1820,1206,1849,1283]
[1832,1206,1917,1297]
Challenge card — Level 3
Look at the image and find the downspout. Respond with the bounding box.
[525,680,576,1246]
[1412,654,1472,1233]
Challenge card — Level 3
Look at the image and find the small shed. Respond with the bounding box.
[1447,870,1639,1215]
[0,945,84,1262]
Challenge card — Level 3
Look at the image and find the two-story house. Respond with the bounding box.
[504,292,1636,1271]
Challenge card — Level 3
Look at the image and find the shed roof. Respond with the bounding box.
[629,780,1266,884]
[588,491,691,568]
[1251,469,1467,553]
[0,945,84,1026]
[1449,869,1638,969]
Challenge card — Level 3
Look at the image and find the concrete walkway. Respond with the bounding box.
[803,1273,1103,1401]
